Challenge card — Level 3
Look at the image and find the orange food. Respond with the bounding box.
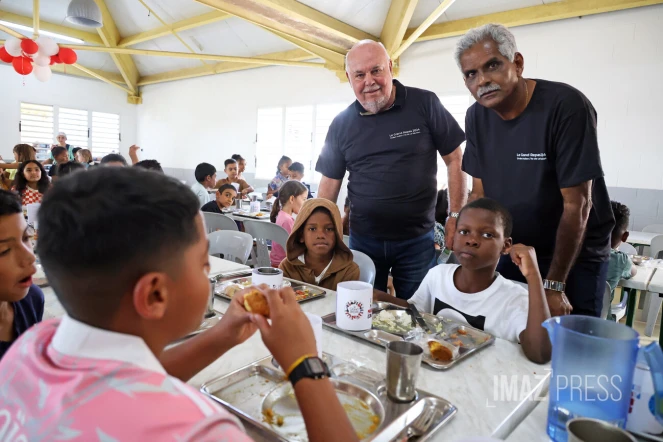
[450,333,458,339]
[244,290,270,317]
[262,408,275,424]
[453,340,463,347]
[458,329,467,335]
[428,341,453,361]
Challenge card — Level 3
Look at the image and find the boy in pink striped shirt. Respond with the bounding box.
[0,168,357,442]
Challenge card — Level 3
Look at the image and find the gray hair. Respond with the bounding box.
[345,40,389,73]
[454,24,517,69]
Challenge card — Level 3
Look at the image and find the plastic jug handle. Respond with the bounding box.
[542,317,559,344]
[643,342,663,424]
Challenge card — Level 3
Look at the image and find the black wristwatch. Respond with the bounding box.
[288,356,331,386]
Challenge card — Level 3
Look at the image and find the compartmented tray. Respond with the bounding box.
[199,353,457,442]
[231,211,270,219]
[322,302,495,370]
[214,273,326,304]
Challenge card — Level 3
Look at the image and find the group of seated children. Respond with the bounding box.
[0,168,359,442]
[215,158,254,196]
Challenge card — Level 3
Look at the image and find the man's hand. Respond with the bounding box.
[213,288,258,347]
[545,290,573,317]
[444,217,457,250]
[510,244,539,280]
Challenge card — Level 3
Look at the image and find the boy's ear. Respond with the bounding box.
[502,237,513,255]
[132,272,169,320]
[622,231,629,243]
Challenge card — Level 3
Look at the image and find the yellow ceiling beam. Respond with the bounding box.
[194,0,374,51]
[60,43,326,68]
[118,10,230,47]
[393,0,455,59]
[32,0,39,38]
[0,10,103,44]
[259,26,345,69]
[50,63,126,84]
[381,0,419,56]
[406,0,663,43]
[93,0,140,97]
[137,48,313,86]
[71,63,134,94]
[0,22,24,39]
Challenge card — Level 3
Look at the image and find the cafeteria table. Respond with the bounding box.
[627,231,663,255]
[644,269,663,343]
[622,266,657,327]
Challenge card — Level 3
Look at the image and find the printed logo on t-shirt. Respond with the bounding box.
[516,152,547,161]
[389,128,421,140]
[433,299,486,331]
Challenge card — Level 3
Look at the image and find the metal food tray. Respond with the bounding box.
[232,211,270,219]
[214,275,327,304]
[322,302,495,370]
[200,353,457,442]
[167,311,223,348]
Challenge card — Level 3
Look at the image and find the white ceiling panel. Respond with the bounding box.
[0,0,93,32]
[296,0,386,36]
[106,0,212,38]
[132,53,202,77]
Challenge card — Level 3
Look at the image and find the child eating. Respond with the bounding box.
[215,159,254,196]
[202,183,238,214]
[270,181,309,267]
[13,160,50,206]
[0,168,357,441]
[375,198,551,363]
[280,198,360,290]
[0,190,44,360]
[606,201,637,319]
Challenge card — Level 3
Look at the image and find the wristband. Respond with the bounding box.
[284,353,317,378]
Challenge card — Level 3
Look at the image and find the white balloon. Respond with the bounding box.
[33,65,52,82]
[5,37,22,57]
[36,36,59,57]
[33,54,50,67]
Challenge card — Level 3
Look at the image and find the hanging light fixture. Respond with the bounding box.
[65,0,103,28]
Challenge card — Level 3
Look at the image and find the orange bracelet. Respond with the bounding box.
[284,353,318,379]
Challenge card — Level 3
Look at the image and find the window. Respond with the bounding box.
[58,107,88,148]
[435,94,473,189]
[20,103,54,145]
[255,103,349,181]
[91,112,121,156]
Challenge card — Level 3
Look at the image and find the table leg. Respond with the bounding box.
[625,288,638,327]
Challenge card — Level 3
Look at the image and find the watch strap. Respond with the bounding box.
[448,212,459,219]
[288,356,330,387]
[543,279,566,292]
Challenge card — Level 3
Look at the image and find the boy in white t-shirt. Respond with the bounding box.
[376,198,551,364]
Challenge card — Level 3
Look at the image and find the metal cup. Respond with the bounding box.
[235,197,242,210]
[205,279,216,319]
[385,341,423,402]
[566,418,636,442]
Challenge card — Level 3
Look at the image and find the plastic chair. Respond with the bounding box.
[243,220,289,268]
[351,249,376,285]
[612,287,629,323]
[643,224,663,234]
[208,230,254,265]
[618,242,637,256]
[343,235,350,247]
[203,212,238,233]
[600,282,612,320]
[649,235,663,260]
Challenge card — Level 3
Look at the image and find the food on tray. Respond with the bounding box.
[224,284,243,297]
[244,290,270,317]
[428,340,453,361]
[255,212,265,217]
[294,288,313,301]
[372,310,414,334]
[276,415,284,427]
[457,328,467,335]
[452,340,463,347]
[262,408,275,424]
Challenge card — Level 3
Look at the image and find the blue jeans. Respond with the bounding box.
[350,231,436,300]
[497,255,610,317]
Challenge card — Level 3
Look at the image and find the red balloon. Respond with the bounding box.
[20,39,39,55]
[12,56,33,75]
[57,48,77,65]
[0,47,13,63]
[51,54,61,64]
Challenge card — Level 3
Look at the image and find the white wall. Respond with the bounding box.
[138,5,663,191]
[0,66,137,159]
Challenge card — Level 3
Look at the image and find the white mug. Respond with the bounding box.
[305,313,323,358]
[231,183,240,192]
[335,281,373,331]
[252,267,283,289]
[26,203,40,228]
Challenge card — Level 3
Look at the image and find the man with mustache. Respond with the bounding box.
[316,40,466,300]
[457,24,614,317]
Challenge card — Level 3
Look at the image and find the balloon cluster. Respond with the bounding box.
[0,36,77,82]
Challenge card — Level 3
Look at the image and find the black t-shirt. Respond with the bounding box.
[0,284,44,360]
[316,80,466,240]
[201,201,223,214]
[463,79,614,262]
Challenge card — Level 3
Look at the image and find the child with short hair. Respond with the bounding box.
[288,162,313,199]
[215,159,254,196]
[375,198,552,363]
[232,154,247,181]
[48,146,70,178]
[280,198,360,290]
[606,201,637,317]
[100,153,128,167]
[270,181,308,267]
[267,155,292,198]
[0,168,357,441]
[0,190,44,360]
[202,184,238,214]
[13,160,50,206]
[56,161,85,178]
[191,162,216,207]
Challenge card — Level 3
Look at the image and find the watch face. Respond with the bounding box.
[308,358,324,373]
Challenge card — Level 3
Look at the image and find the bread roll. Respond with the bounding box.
[243,289,270,317]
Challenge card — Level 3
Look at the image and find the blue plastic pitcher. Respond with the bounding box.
[543,316,639,442]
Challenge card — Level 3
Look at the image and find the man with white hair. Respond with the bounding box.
[316,40,466,300]
[456,24,614,317]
